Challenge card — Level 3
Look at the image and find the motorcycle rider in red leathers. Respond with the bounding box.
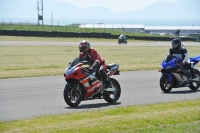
[79,40,112,89]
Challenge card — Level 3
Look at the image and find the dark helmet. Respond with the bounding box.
[172,38,181,49]
[79,40,91,54]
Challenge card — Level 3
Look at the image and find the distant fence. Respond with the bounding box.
[0,21,38,26]
[0,21,80,27]
[0,30,196,41]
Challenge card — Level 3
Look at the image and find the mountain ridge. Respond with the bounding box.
[0,0,199,19]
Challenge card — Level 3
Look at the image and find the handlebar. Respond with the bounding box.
[81,67,90,73]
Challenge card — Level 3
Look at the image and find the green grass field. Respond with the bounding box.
[0,44,200,79]
[1,99,200,133]
[0,36,156,42]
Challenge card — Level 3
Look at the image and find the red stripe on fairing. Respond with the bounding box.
[86,81,101,91]
[83,81,102,100]
[107,70,116,77]
[80,77,90,84]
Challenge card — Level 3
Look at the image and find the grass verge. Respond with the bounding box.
[0,44,200,79]
[0,25,165,37]
[1,99,200,133]
[0,36,154,42]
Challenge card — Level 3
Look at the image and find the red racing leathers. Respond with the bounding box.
[79,48,106,72]
[79,48,110,85]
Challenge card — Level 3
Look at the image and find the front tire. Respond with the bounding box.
[189,69,200,90]
[118,40,121,44]
[160,75,173,93]
[63,85,84,107]
[103,78,121,103]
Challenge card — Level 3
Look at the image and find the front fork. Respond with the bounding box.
[162,72,172,82]
[65,83,79,95]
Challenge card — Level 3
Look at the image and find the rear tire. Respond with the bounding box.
[160,75,173,93]
[189,69,200,90]
[103,78,121,103]
[63,85,84,107]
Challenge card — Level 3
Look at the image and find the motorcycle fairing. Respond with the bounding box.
[79,74,102,100]
[171,73,188,88]
[107,63,119,77]
[161,57,177,82]
[80,63,119,99]
[64,63,86,81]
[161,57,176,69]
[190,55,200,66]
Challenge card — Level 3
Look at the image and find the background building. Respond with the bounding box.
[79,24,200,37]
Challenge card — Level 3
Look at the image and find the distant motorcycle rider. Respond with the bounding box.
[79,40,112,89]
[168,38,198,81]
[119,34,125,39]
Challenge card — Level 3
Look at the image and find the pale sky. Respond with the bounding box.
[54,0,180,12]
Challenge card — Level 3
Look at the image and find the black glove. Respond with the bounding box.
[88,67,95,74]
[169,48,173,56]
[91,60,100,69]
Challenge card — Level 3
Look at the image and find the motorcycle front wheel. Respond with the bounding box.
[63,85,84,107]
[160,75,173,93]
[103,78,121,103]
[189,69,200,90]
[118,40,121,44]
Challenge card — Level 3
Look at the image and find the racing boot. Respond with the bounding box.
[189,75,199,82]
[103,77,114,92]
[100,69,112,90]
[189,69,199,82]
[105,77,112,89]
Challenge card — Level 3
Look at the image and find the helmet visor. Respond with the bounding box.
[172,43,180,49]
[79,45,86,52]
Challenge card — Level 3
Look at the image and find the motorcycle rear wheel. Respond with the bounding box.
[160,75,173,93]
[189,69,200,90]
[103,78,121,103]
[63,85,83,107]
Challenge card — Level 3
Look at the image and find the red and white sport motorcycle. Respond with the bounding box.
[63,57,121,107]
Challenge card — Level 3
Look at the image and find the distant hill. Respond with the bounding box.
[121,0,200,19]
[0,0,199,19]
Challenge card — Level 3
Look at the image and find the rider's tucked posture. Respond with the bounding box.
[168,38,198,81]
[79,40,112,88]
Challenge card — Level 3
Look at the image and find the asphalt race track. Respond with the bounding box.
[0,41,200,121]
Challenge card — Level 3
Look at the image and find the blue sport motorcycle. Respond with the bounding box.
[159,55,200,93]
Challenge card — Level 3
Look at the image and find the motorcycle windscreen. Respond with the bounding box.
[68,57,80,68]
[165,55,176,63]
